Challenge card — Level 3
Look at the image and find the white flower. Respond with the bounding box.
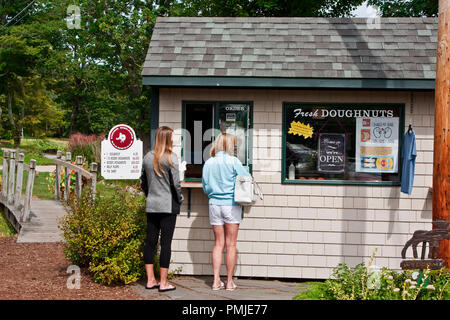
[426,285,435,290]
[393,288,400,292]
[409,285,416,289]
[412,272,419,280]
[405,279,411,284]
[411,281,417,285]
[387,275,393,280]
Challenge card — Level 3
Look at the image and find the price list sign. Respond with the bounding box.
[101,124,143,179]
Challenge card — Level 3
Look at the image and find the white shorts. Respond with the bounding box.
[209,204,242,225]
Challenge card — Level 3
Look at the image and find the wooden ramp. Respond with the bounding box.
[16,199,67,243]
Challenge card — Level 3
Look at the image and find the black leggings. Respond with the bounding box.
[144,213,177,268]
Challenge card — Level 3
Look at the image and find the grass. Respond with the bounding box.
[0,210,16,237]
[0,138,68,166]
[0,169,54,200]
[293,281,327,300]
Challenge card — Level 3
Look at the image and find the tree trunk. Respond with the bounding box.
[69,95,79,136]
[6,90,21,147]
[433,0,450,268]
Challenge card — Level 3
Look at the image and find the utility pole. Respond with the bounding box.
[433,0,450,268]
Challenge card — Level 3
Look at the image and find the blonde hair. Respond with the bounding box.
[153,126,174,177]
[210,133,237,157]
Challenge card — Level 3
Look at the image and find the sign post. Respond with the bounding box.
[433,0,450,267]
[101,124,143,180]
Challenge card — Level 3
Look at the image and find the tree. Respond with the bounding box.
[72,0,158,150]
[0,0,36,27]
[180,0,365,17]
[0,23,52,146]
[368,0,438,17]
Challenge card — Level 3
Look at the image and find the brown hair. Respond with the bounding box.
[210,133,237,157]
[153,126,174,177]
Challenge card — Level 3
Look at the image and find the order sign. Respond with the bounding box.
[101,124,143,179]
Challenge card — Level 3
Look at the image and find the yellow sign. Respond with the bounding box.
[288,121,314,139]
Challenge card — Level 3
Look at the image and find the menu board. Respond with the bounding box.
[317,133,346,173]
[355,117,399,173]
[101,124,143,179]
[218,103,249,165]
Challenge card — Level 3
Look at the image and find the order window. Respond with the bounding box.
[282,102,404,185]
[182,101,252,181]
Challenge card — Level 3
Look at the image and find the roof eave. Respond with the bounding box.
[142,76,435,90]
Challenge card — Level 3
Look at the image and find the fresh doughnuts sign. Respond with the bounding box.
[101,124,143,179]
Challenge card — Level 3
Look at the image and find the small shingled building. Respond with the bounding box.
[142,17,437,279]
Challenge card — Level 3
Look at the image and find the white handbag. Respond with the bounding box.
[234,176,264,206]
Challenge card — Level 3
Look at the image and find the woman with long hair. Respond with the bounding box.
[202,133,250,291]
[140,126,183,292]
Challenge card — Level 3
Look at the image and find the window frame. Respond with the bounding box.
[281,102,405,186]
[181,100,254,182]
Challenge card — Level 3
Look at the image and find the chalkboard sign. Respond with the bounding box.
[317,133,346,173]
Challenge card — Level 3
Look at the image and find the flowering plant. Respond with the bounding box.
[46,167,88,195]
[314,249,449,300]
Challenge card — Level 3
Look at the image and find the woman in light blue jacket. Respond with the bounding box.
[202,133,250,291]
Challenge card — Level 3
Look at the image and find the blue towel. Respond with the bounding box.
[401,130,417,195]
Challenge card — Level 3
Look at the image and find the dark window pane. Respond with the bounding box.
[284,103,402,183]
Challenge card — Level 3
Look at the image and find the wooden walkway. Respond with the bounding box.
[2,150,97,244]
[16,198,67,243]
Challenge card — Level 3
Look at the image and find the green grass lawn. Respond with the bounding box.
[293,281,327,300]
[0,138,68,166]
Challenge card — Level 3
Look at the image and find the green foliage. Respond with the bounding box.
[293,282,328,300]
[59,188,181,285]
[181,0,365,17]
[302,262,450,300]
[21,138,65,154]
[59,190,147,285]
[0,209,16,237]
[368,0,438,17]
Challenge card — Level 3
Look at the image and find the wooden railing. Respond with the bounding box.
[53,151,98,202]
[1,149,36,227]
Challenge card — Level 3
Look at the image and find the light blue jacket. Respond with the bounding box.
[202,151,251,206]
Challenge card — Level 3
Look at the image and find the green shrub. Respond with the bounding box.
[59,188,182,285]
[59,189,147,285]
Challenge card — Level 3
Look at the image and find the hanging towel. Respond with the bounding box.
[401,129,417,195]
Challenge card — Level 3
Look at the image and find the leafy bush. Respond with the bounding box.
[300,250,450,300]
[59,189,147,285]
[68,132,104,164]
[59,188,182,285]
[23,139,62,154]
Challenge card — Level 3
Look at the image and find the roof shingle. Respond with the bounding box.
[142,17,438,80]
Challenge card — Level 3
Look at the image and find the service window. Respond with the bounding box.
[282,102,404,185]
[182,101,252,181]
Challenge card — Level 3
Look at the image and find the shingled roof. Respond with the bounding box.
[142,16,437,83]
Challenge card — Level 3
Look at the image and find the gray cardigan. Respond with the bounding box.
[140,151,183,214]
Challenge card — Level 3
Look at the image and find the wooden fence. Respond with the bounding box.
[53,151,98,202]
[1,149,36,229]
